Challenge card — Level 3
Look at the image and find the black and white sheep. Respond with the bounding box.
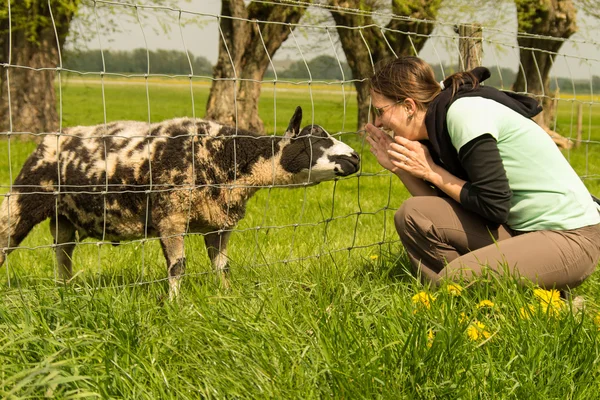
[0,106,360,297]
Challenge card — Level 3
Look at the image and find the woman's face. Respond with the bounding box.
[370,90,426,141]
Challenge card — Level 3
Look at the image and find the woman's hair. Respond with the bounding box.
[370,56,480,110]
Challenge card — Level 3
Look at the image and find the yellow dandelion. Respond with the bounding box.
[545,303,564,317]
[466,320,491,341]
[519,304,536,320]
[412,292,435,308]
[533,288,562,305]
[369,254,379,260]
[446,283,463,296]
[459,312,469,324]
[534,288,565,316]
[594,313,600,330]
[427,329,435,348]
[476,300,495,309]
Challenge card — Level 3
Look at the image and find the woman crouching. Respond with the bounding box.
[365,56,600,291]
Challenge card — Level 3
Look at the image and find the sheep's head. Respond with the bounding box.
[280,106,360,184]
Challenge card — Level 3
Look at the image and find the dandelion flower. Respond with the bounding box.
[427,329,435,348]
[534,289,561,304]
[412,292,435,311]
[446,283,463,296]
[476,300,495,309]
[370,255,379,260]
[533,288,565,316]
[467,320,491,341]
[459,312,469,324]
[519,304,536,320]
[594,313,600,330]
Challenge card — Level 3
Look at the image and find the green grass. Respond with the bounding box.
[1,79,600,398]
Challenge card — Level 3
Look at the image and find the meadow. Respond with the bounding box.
[0,76,600,399]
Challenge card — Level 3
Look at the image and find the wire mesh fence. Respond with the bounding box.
[1,0,598,293]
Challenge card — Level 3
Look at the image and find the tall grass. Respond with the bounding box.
[0,78,599,398]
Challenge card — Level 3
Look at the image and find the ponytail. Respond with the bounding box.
[442,70,481,98]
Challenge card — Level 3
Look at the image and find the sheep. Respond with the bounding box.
[0,106,360,298]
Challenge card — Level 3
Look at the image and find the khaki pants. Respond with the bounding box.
[395,196,600,290]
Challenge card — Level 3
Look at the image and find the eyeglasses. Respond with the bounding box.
[372,100,403,117]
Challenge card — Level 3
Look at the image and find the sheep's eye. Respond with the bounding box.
[310,128,328,138]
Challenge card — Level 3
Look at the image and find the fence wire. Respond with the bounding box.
[0,0,598,294]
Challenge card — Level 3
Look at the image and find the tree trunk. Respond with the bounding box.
[329,16,378,133]
[455,24,483,71]
[0,1,75,138]
[328,0,441,130]
[512,0,577,148]
[205,0,249,128]
[206,1,308,132]
[0,30,59,136]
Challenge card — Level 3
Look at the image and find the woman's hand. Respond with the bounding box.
[364,124,441,197]
[364,123,401,173]
[388,136,439,182]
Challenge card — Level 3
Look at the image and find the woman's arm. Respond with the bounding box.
[456,135,512,223]
[387,136,465,201]
[394,169,438,197]
[389,134,512,224]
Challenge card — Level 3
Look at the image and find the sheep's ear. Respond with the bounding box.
[284,106,302,138]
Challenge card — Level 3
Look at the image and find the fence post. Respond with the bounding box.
[455,23,483,71]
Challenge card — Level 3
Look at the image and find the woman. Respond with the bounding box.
[365,56,600,290]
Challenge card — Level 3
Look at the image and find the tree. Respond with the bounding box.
[206,1,310,132]
[328,0,442,130]
[0,0,79,136]
[573,0,600,18]
[512,0,577,147]
[0,0,189,137]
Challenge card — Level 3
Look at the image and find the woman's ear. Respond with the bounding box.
[403,98,418,121]
[403,98,417,115]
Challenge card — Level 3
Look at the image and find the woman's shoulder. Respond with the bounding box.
[448,96,508,114]
[445,97,505,149]
[446,96,509,126]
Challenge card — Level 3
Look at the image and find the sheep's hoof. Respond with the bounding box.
[218,272,231,291]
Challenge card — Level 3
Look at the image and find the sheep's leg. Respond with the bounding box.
[0,191,52,267]
[49,216,76,281]
[154,212,188,300]
[204,230,232,289]
[159,233,186,300]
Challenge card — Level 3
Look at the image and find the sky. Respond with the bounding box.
[66,0,600,80]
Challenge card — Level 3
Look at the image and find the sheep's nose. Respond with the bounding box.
[351,152,360,170]
[334,153,360,176]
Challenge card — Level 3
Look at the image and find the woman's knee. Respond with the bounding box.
[395,196,445,236]
[394,197,422,238]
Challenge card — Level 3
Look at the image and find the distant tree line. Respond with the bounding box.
[549,75,600,94]
[63,49,598,94]
[63,48,214,76]
[265,55,354,80]
[431,65,599,94]
[272,60,598,94]
[64,49,355,80]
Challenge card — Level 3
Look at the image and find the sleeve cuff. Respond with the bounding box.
[460,181,472,205]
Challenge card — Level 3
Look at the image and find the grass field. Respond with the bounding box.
[1,77,600,398]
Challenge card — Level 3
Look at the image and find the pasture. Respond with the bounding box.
[1,77,600,398]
